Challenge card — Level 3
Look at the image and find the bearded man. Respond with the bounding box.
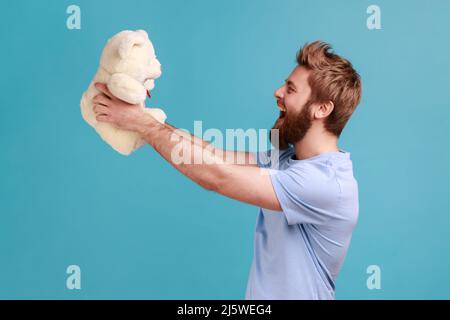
[92,41,362,300]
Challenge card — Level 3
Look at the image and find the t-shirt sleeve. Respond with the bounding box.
[269,165,341,226]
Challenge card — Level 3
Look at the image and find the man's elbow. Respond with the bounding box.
[198,169,227,193]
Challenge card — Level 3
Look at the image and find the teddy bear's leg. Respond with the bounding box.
[96,123,143,156]
[80,93,95,126]
[81,68,111,127]
[144,108,167,124]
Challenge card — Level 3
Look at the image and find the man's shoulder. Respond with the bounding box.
[279,151,356,203]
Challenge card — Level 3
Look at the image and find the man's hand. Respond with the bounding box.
[93,83,154,133]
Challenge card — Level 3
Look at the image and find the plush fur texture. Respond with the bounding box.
[81,30,166,155]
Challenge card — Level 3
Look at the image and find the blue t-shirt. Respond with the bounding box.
[245,147,359,300]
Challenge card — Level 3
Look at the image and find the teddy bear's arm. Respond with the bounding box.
[107,73,147,105]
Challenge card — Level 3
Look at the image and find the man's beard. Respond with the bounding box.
[270,101,313,150]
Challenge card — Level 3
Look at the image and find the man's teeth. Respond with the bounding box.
[278,105,286,112]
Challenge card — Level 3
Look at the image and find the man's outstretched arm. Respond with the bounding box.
[163,122,257,166]
[93,83,282,211]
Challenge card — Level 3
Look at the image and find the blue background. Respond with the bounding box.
[1,0,449,299]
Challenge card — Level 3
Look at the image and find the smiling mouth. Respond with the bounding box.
[277,101,286,112]
[277,103,287,112]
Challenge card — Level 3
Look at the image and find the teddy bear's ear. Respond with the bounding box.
[118,32,146,59]
[136,29,149,39]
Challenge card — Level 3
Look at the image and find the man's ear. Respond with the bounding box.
[314,101,334,119]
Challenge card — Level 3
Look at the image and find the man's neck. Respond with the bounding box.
[293,125,339,160]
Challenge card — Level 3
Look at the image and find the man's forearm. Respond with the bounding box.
[137,115,239,191]
[164,123,255,166]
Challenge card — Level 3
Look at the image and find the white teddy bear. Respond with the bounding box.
[81,30,167,156]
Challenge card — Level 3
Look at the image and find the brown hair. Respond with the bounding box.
[297,41,362,137]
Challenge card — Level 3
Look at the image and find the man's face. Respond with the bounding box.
[271,66,314,149]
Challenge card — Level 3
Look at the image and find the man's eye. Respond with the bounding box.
[287,88,294,94]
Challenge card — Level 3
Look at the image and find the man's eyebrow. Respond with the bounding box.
[285,79,297,89]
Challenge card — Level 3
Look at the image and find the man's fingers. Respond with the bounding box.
[93,104,109,115]
[93,94,110,105]
[94,83,113,99]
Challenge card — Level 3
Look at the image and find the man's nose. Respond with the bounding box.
[274,86,284,99]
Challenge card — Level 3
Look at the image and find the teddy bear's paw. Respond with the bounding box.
[144,79,155,91]
[108,73,146,104]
